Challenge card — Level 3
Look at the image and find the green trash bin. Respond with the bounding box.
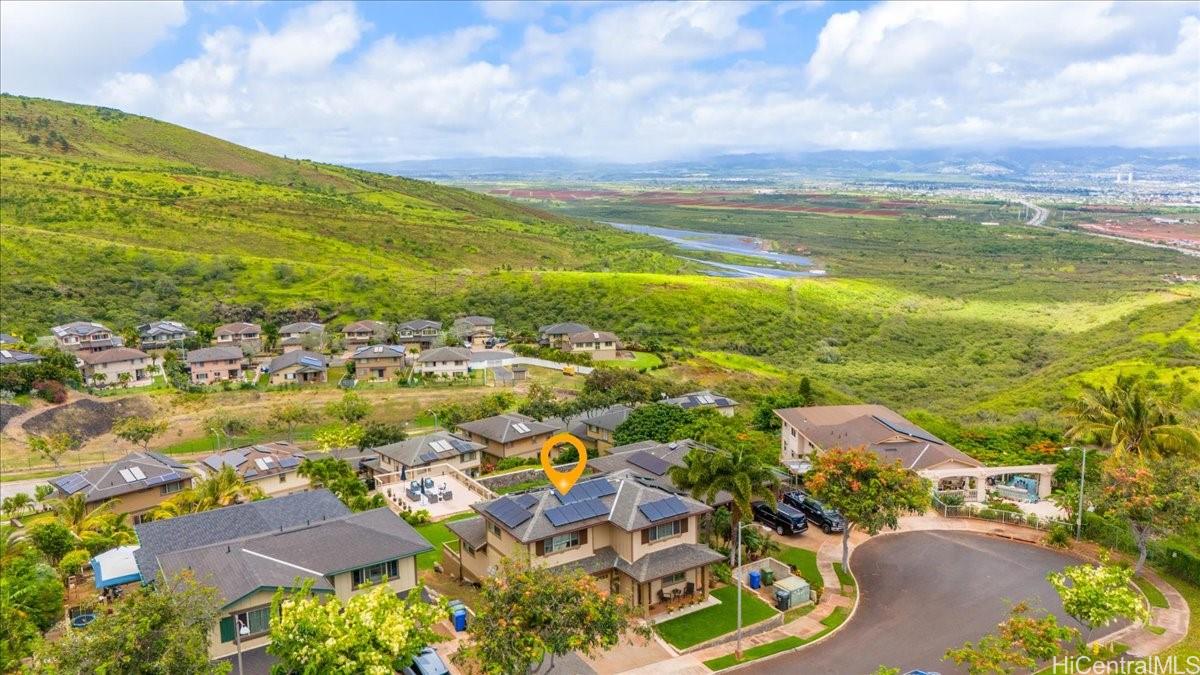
[761,568,775,586]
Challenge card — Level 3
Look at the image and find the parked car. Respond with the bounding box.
[783,490,846,534]
[752,502,809,536]
[401,647,450,675]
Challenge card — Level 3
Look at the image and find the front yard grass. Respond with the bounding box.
[832,562,855,590]
[1134,575,1168,608]
[703,605,852,670]
[774,545,823,590]
[655,585,777,651]
[413,512,476,571]
[607,351,663,370]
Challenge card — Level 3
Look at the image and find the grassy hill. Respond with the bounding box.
[2,95,1196,419]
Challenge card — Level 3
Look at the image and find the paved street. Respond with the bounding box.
[756,530,1122,675]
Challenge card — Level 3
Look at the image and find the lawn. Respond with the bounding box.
[655,585,778,651]
[413,513,477,571]
[774,546,824,590]
[703,606,852,670]
[832,562,855,590]
[156,425,319,456]
[1135,575,1169,609]
[606,351,663,370]
[1158,572,1199,660]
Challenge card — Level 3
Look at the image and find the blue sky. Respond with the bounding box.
[2,1,1197,163]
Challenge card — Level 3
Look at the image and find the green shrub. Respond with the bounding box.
[712,563,732,584]
[940,493,965,507]
[401,509,432,526]
[1154,539,1200,587]
[1045,524,1072,548]
[493,457,538,472]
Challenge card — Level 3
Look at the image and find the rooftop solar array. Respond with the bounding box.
[54,474,90,494]
[513,494,539,509]
[544,497,609,527]
[873,415,941,444]
[557,478,617,504]
[512,423,531,433]
[201,455,225,471]
[429,439,454,453]
[486,496,533,529]
[143,471,181,488]
[627,450,671,476]
[638,496,688,522]
[298,356,324,368]
[277,456,301,469]
[418,451,440,464]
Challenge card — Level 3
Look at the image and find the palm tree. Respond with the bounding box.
[80,512,137,553]
[1067,376,1200,460]
[669,446,781,565]
[0,524,27,564]
[152,491,201,520]
[192,465,264,509]
[51,494,113,537]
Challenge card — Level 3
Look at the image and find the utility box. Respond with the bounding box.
[773,575,812,611]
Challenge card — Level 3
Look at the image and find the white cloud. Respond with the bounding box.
[0,0,186,99]
[246,2,367,76]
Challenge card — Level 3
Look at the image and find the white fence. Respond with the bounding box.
[509,357,594,375]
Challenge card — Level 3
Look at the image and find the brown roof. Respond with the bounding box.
[342,320,389,333]
[569,330,618,344]
[214,322,260,335]
[774,404,982,471]
[77,347,150,365]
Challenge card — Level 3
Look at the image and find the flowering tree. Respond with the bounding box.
[1098,455,1200,573]
[313,423,365,451]
[945,601,1078,674]
[1048,558,1147,642]
[806,447,931,568]
[454,556,649,674]
[268,583,446,675]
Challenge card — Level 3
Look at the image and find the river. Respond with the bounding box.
[605,221,823,279]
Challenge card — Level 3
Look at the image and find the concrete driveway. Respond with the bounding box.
[756,531,1121,675]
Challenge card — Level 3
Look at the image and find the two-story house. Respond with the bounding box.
[372,431,485,478]
[446,473,724,613]
[567,331,620,360]
[137,320,196,348]
[662,390,739,417]
[265,350,327,385]
[456,412,558,463]
[577,405,633,452]
[453,316,495,350]
[199,440,310,497]
[77,347,154,387]
[212,322,261,351]
[0,348,42,366]
[278,321,324,353]
[395,319,442,353]
[341,320,391,346]
[50,452,193,523]
[185,346,246,384]
[414,346,471,377]
[349,344,408,380]
[538,322,591,349]
[51,321,121,354]
[133,490,432,659]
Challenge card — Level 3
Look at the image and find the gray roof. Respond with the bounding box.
[76,347,149,365]
[185,346,244,363]
[580,405,633,432]
[201,441,306,482]
[0,333,19,344]
[456,316,495,327]
[569,330,618,345]
[553,543,724,583]
[213,322,260,335]
[469,350,514,363]
[0,348,41,365]
[539,322,591,336]
[373,431,484,468]
[545,404,633,438]
[350,344,407,360]
[416,346,471,363]
[472,472,710,544]
[279,321,324,334]
[51,321,111,337]
[397,319,441,331]
[304,447,378,472]
[342,319,390,333]
[134,489,351,583]
[137,320,193,338]
[445,516,487,549]
[662,390,739,410]
[152,506,430,607]
[457,412,557,443]
[51,451,191,504]
[590,439,732,506]
[267,350,327,373]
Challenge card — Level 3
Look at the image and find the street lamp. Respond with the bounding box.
[234,617,250,675]
[734,520,751,660]
[1074,446,1090,540]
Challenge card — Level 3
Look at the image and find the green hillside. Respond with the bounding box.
[2,95,1196,418]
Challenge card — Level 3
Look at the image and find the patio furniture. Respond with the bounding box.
[426,492,441,504]
[657,590,669,605]
[684,582,695,597]
[422,478,435,490]
[441,489,453,501]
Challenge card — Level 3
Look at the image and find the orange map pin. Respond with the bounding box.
[540,432,588,495]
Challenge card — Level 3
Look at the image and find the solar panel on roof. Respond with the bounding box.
[278,456,300,469]
[513,423,530,433]
[143,472,179,487]
[627,450,671,476]
[545,497,608,527]
[485,497,533,529]
[54,474,90,494]
[244,469,258,478]
[638,496,688,522]
[119,468,136,483]
[202,456,224,471]
[129,466,146,480]
[299,356,324,368]
[557,478,617,504]
[254,458,271,471]
[513,494,539,509]
[873,416,942,444]
[418,451,439,464]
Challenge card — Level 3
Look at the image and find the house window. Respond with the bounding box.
[460,452,477,463]
[488,522,502,538]
[661,571,686,586]
[279,474,287,483]
[351,559,399,588]
[545,531,581,554]
[647,519,684,543]
[161,481,183,495]
[220,606,270,642]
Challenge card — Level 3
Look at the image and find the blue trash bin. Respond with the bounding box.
[453,608,468,632]
[748,570,762,590]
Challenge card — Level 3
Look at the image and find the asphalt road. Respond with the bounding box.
[757,531,1120,675]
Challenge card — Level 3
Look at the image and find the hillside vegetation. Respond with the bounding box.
[2,96,1196,419]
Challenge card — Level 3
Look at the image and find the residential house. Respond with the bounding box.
[539,322,591,349]
[395,320,442,353]
[577,405,633,452]
[278,322,324,353]
[200,441,310,497]
[453,316,495,350]
[372,431,485,478]
[78,347,154,387]
[213,322,261,351]
[265,350,327,385]
[0,348,41,366]
[773,404,1054,502]
[49,452,192,523]
[662,390,739,417]
[185,346,246,385]
[342,320,391,346]
[469,350,514,371]
[567,331,620,360]
[589,439,732,507]
[0,333,19,345]
[414,346,471,378]
[445,473,724,614]
[137,320,195,348]
[51,321,121,353]
[349,344,408,381]
[456,412,558,463]
[133,490,432,659]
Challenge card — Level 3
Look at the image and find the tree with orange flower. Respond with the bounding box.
[806,447,931,569]
[1098,455,1200,573]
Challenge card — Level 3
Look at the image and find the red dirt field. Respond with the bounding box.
[487,187,908,216]
[1077,218,1200,248]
